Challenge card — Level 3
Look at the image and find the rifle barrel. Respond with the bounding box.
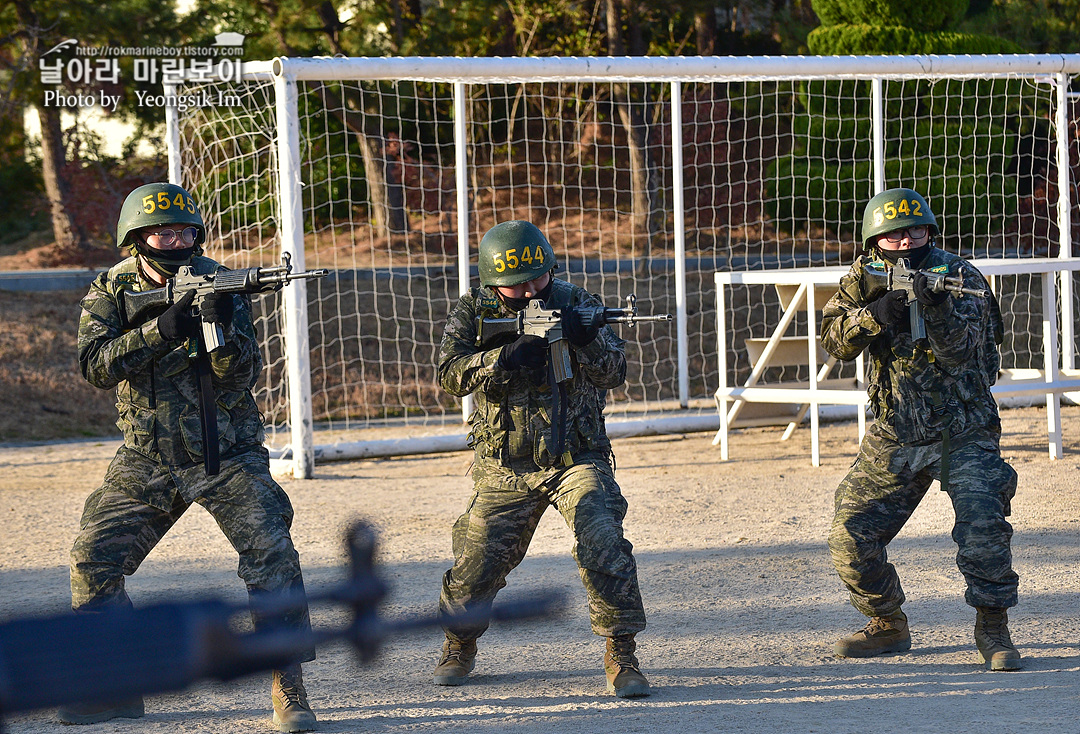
[940,277,989,298]
[606,313,673,323]
[288,268,330,279]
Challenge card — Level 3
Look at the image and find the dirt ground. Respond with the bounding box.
[0,406,1078,733]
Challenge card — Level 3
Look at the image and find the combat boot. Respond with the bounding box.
[604,634,650,698]
[57,697,144,724]
[975,607,1022,671]
[833,609,911,658]
[433,637,477,686]
[271,665,317,732]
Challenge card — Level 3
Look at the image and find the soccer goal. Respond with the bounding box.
[167,55,1080,478]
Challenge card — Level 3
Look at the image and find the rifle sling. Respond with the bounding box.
[194,344,221,476]
[548,361,569,466]
[940,425,950,494]
[929,391,950,493]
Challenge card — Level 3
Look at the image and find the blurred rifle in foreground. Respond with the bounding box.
[476,294,672,458]
[864,258,989,339]
[0,522,562,717]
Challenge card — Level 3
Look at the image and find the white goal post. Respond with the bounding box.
[168,54,1080,478]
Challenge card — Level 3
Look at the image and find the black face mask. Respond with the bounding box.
[879,244,931,268]
[499,279,554,312]
[134,238,195,278]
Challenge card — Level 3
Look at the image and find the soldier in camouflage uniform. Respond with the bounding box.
[432,220,649,698]
[821,188,1020,671]
[62,183,318,731]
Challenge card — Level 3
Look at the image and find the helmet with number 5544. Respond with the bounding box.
[116,182,206,252]
[478,220,557,287]
[861,187,938,250]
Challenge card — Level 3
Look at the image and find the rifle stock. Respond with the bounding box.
[122,283,174,325]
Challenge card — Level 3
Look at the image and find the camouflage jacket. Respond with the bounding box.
[820,248,1001,444]
[78,255,265,468]
[438,279,626,470]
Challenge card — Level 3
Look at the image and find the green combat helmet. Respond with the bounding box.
[861,187,938,250]
[116,182,206,278]
[116,182,206,251]
[478,220,557,287]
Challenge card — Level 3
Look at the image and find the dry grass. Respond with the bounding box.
[0,235,119,271]
[0,290,120,442]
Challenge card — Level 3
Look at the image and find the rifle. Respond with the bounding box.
[863,258,989,340]
[122,253,329,476]
[0,522,562,717]
[475,294,672,461]
[123,253,329,352]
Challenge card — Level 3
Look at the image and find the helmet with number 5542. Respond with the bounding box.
[478,220,557,287]
[861,187,938,250]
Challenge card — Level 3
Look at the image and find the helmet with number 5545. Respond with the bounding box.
[116,182,206,252]
[478,220,557,287]
[861,187,938,250]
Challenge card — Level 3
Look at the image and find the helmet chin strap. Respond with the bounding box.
[138,254,177,280]
[497,276,554,311]
[132,238,194,278]
[877,242,932,268]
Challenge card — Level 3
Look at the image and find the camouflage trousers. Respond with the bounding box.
[70,447,314,661]
[829,428,1019,617]
[440,453,646,641]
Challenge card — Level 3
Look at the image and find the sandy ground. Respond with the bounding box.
[0,406,1078,733]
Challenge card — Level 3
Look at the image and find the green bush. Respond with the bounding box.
[767,146,1017,242]
[796,78,870,118]
[812,0,969,32]
[890,118,1013,171]
[767,157,873,238]
[884,156,1017,235]
[807,24,1023,54]
[771,0,1026,242]
[793,114,874,164]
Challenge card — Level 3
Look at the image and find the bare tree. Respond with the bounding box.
[12,0,89,255]
[308,5,408,239]
[36,105,88,253]
[314,84,409,240]
[388,0,423,54]
[695,6,718,55]
[605,0,661,246]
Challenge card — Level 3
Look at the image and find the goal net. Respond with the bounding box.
[170,56,1080,473]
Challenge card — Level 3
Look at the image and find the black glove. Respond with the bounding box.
[912,271,950,307]
[200,292,235,329]
[498,334,547,371]
[867,289,908,327]
[562,308,601,347]
[158,290,198,341]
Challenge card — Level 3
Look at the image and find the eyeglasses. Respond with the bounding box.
[144,227,198,247]
[881,225,928,243]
